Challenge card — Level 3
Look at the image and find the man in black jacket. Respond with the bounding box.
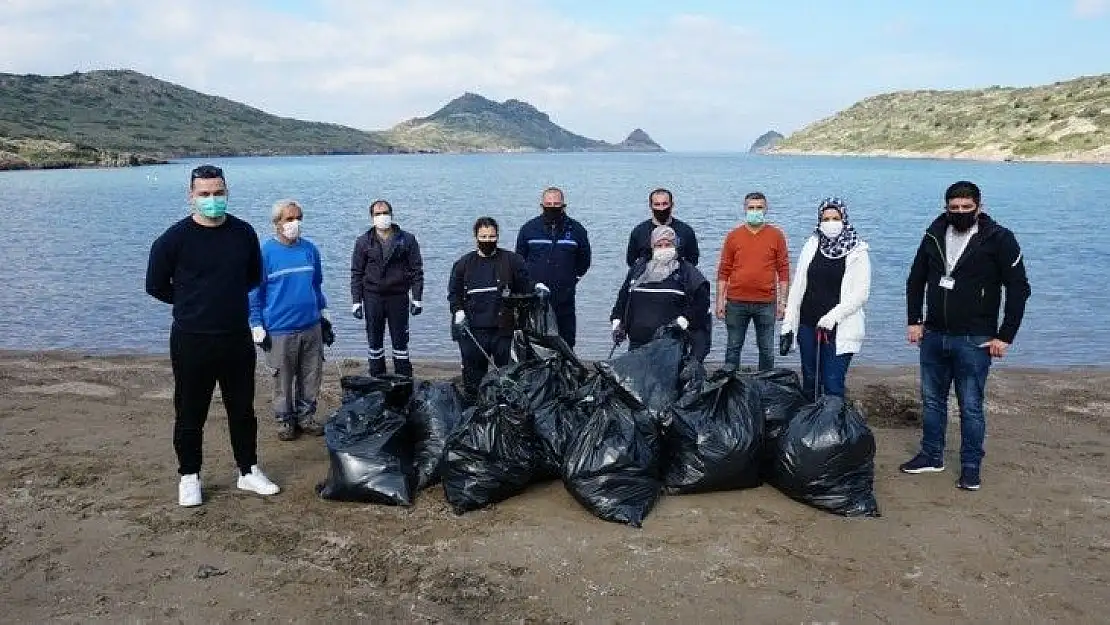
[351,200,425,378]
[625,188,700,267]
[900,181,1031,491]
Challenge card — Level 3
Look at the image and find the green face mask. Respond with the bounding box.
[745,209,765,226]
[195,196,228,219]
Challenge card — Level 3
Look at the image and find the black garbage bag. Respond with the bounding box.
[532,379,594,480]
[340,374,414,409]
[562,376,663,527]
[442,401,537,514]
[408,380,466,491]
[768,395,880,517]
[597,324,688,419]
[317,391,414,506]
[483,355,584,413]
[663,369,764,494]
[744,368,807,440]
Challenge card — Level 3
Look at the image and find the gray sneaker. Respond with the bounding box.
[277,421,298,441]
[297,416,325,437]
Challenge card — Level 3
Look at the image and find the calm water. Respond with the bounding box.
[2,152,1108,367]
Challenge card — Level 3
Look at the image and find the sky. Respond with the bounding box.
[1,0,1108,151]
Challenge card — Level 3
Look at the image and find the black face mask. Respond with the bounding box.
[542,206,564,224]
[477,240,497,256]
[652,208,672,224]
[946,210,978,232]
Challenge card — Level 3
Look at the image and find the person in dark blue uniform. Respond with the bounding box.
[625,188,700,267]
[610,225,712,363]
[350,199,425,378]
[514,187,591,349]
[450,217,543,399]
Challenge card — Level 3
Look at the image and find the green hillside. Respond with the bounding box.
[773,74,1110,162]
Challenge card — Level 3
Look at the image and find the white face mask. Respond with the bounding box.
[819,221,844,238]
[281,219,301,240]
[652,247,677,262]
[373,214,392,230]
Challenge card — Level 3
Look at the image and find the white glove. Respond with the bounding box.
[320,309,332,322]
[250,326,266,344]
[675,316,689,330]
[411,300,422,308]
[816,314,836,330]
[535,282,550,295]
[611,319,621,331]
[351,303,362,315]
[454,310,466,325]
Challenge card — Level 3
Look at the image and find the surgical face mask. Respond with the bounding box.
[373,214,392,230]
[745,209,765,226]
[652,208,672,224]
[652,247,677,262]
[195,196,228,219]
[281,219,301,240]
[946,210,978,232]
[819,221,844,239]
[477,240,497,256]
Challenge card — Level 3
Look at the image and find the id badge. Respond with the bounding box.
[939,276,955,290]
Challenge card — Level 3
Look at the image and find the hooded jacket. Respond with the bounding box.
[906,213,1030,343]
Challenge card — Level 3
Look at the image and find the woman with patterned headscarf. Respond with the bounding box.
[610,225,712,363]
[779,198,872,398]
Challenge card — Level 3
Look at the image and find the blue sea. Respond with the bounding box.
[2,152,1107,367]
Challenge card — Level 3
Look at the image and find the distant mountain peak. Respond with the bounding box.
[749,130,784,153]
[618,128,664,151]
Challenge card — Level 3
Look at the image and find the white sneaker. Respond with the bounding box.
[237,465,280,496]
[179,474,203,507]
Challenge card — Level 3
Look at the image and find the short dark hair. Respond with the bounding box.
[540,187,565,206]
[648,188,673,205]
[743,191,767,204]
[369,199,393,215]
[473,216,499,236]
[945,181,981,207]
[190,164,225,189]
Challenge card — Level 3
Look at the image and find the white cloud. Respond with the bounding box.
[0,0,962,150]
[1074,0,1110,18]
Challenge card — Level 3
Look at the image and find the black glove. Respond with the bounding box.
[352,303,364,320]
[612,324,627,346]
[779,331,793,356]
[260,334,272,352]
[410,302,422,316]
[320,318,335,347]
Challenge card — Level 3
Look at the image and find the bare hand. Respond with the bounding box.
[986,339,1009,358]
[907,325,924,345]
[776,302,786,321]
[715,302,726,320]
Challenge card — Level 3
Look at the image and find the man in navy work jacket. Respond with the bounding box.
[450,216,541,400]
[626,188,700,267]
[901,180,1031,492]
[515,187,591,348]
[351,199,425,378]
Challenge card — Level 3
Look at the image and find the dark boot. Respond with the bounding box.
[367,357,386,378]
[277,420,298,441]
[393,357,413,378]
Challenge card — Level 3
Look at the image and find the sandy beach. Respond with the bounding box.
[1,350,1108,624]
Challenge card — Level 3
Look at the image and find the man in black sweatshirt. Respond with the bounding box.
[900,180,1031,492]
[625,188,700,267]
[145,164,280,507]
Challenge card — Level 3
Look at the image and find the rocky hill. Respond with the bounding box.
[616,128,664,152]
[0,70,661,169]
[772,74,1110,163]
[382,93,663,153]
[749,130,783,153]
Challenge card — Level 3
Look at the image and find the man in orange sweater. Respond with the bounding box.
[715,191,790,371]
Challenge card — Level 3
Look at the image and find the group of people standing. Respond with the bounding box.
[146,164,1029,507]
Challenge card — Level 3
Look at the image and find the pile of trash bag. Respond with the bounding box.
[316,299,880,524]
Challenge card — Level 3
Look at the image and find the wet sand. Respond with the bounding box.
[1,350,1108,624]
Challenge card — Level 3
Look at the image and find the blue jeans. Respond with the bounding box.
[724,301,776,370]
[796,325,854,400]
[919,330,993,469]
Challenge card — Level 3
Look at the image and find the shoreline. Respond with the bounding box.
[3,348,1106,374]
[768,146,1110,165]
